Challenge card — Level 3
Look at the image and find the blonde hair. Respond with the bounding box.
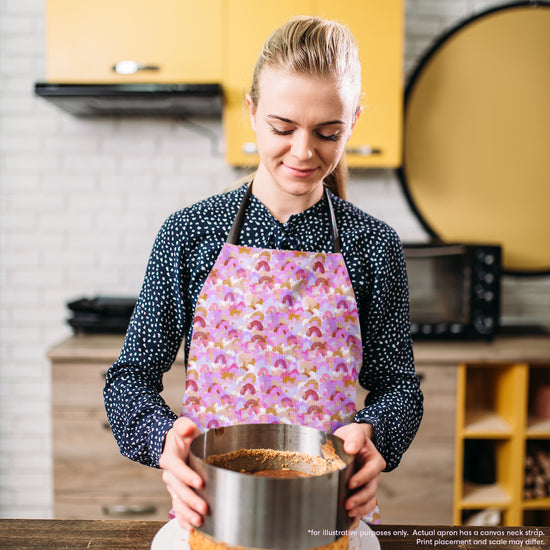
[249,16,362,199]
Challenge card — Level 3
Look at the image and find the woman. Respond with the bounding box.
[104,15,423,531]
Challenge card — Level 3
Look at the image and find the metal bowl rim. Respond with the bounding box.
[189,423,353,479]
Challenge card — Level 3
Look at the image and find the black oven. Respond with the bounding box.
[403,243,502,339]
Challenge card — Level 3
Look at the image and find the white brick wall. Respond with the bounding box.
[1,0,548,518]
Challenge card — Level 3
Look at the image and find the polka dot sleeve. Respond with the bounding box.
[347,221,423,471]
[103,214,188,467]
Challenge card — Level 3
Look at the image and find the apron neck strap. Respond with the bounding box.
[226,183,253,246]
[325,186,341,253]
[227,183,341,253]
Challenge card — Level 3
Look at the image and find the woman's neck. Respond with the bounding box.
[251,166,324,224]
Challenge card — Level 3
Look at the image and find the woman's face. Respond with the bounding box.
[247,67,359,205]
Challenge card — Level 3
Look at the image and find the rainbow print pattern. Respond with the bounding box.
[181,243,362,434]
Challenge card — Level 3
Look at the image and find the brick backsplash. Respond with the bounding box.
[1,0,548,518]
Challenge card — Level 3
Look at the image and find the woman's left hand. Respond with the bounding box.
[333,422,386,525]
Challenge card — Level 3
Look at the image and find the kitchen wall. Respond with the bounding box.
[1,0,548,518]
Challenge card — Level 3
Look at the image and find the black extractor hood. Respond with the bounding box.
[34,82,223,117]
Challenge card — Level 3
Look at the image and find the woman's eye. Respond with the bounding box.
[269,125,293,136]
[317,131,341,142]
[268,123,341,141]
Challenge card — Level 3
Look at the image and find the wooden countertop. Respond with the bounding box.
[411,334,550,365]
[0,520,159,550]
[47,333,550,365]
[0,520,548,549]
[47,334,187,364]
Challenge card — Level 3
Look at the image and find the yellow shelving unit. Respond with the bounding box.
[454,362,550,526]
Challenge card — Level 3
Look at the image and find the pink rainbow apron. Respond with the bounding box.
[178,184,381,523]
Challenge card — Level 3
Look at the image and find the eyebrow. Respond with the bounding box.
[266,115,345,127]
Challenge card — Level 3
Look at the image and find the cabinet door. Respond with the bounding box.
[379,365,456,524]
[51,355,186,520]
[222,0,315,167]
[223,0,404,167]
[45,0,222,83]
[317,0,404,167]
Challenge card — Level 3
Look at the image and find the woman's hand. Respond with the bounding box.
[159,417,207,530]
[333,422,386,526]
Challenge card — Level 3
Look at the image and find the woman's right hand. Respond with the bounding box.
[159,417,207,530]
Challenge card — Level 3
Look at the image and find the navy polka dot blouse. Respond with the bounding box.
[103,183,423,471]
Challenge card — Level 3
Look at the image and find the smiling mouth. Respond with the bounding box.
[283,164,318,177]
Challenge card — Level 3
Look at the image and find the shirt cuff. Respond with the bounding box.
[353,409,385,454]
[148,413,177,468]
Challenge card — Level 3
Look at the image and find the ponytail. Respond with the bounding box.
[324,157,348,200]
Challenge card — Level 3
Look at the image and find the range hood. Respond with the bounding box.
[34,82,223,117]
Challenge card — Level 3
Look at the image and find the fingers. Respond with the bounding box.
[159,418,207,530]
[348,447,386,491]
[334,422,386,521]
[345,473,380,519]
[172,416,202,441]
[159,419,203,490]
[163,469,208,529]
[160,448,204,491]
[334,422,372,455]
[347,494,378,521]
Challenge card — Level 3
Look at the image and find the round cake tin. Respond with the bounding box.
[189,423,354,550]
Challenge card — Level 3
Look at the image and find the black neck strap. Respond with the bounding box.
[226,184,341,253]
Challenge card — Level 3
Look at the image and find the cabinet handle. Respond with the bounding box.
[102,503,157,516]
[345,145,382,156]
[241,142,258,155]
[112,60,161,75]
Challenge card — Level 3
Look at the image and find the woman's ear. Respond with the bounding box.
[351,105,363,131]
[345,105,362,143]
[245,93,257,132]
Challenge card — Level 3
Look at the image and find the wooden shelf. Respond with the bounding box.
[522,497,550,510]
[461,482,512,508]
[526,416,550,437]
[463,411,513,437]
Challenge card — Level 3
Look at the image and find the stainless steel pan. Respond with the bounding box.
[189,423,354,550]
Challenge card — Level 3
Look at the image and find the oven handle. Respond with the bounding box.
[403,245,467,258]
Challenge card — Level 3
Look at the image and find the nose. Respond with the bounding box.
[290,131,313,161]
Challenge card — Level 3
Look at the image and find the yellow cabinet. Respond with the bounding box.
[223,0,404,167]
[454,362,550,526]
[45,0,222,83]
[316,1,404,168]
[221,0,315,168]
[45,1,403,167]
